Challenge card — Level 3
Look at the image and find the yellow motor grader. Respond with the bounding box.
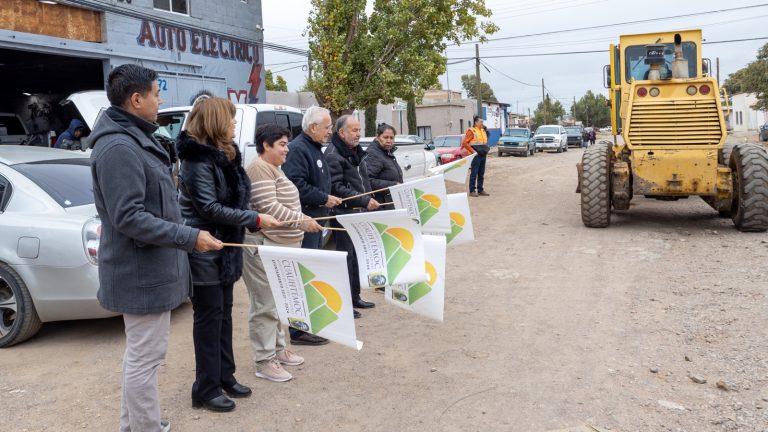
[580,29,768,231]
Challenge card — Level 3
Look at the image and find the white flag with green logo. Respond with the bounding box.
[428,153,476,184]
[336,209,427,289]
[445,193,475,245]
[385,235,446,321]
[258,246,362,350]
[388,175,450,234]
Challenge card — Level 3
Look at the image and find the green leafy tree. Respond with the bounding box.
[533,96,565,125]
[460,74,497,102]
[305,0,498,117]
[265,69,288,92]
[723,43,768,110]
[364,104,377,137]
[572,90,611,127]
[407,98,417,134]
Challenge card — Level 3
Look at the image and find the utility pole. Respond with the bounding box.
[475,44,482,117]
[541,78,547,124]
[716,57,720,86]
[307,53,312,81]
[528,107,531,127]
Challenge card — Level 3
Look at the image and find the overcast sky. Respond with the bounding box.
[261,0,767,115]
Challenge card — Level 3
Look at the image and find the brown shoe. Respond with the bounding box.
[469,192,479,197]
[478,191,490,196]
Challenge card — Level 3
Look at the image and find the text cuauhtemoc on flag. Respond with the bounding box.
[336,209,427,289]
[428,152,476,184]
[257,246,362,350]
[385,235,446,321]
[388,175,450,234]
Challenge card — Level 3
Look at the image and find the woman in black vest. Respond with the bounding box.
[177,98,279,412]
[364,123,403,209]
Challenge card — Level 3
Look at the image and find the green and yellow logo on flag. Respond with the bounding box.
[373,223,414,282]
[299,263,342,333]
[403,261,437,305]
[415,188,441,225]
[446,212,465,243]
[443,158,468,174]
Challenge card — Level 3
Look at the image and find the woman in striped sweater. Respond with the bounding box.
[242,124,323,382]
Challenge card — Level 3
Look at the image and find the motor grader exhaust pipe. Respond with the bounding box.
[671,33,689,79]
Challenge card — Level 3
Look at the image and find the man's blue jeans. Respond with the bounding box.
[469,154,487,193]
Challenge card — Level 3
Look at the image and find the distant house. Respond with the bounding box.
[729,93,768,132]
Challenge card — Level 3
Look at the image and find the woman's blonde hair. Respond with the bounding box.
[185,97,237,160]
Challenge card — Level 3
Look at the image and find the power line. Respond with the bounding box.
[479,59,537,87]
[448,3,768,46]
[447,36,768,60]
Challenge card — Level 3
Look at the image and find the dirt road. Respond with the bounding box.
[3,143,768,432]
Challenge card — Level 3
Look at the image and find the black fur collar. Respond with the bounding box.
[176,131,243,167]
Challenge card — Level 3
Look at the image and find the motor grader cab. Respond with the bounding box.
[579,29,768,231]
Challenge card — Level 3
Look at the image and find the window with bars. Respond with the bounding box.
[153,0,189,15]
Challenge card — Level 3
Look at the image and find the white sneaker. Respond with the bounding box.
[255,358,293,382]
[276,349,304,366]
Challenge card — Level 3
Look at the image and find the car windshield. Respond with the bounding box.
[565,128,582,134]
[437,137,461,147]
[537,127,560,135]
[13,159,94,207]
[504,129,528,137]
[625,42,697,82]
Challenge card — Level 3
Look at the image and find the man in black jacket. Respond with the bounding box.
[325,115,380,317]
[282,106,341,345]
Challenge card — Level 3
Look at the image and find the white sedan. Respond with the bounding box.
[0,146,116,347]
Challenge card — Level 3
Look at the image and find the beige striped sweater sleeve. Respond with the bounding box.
[245,159,305,243]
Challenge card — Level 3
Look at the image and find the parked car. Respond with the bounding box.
[0,113,30,146]
[431,135,471,164]
[760,122,768,142]
[0,146,117,347]
[497,128,535,157]
[564,126,585,148]
[534,125,568,153]
[358,135,439,182]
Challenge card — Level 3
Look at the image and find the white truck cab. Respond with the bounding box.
[157,104,304,167]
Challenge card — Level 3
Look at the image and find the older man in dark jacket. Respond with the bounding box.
[90,64,221,432]
[326,115,380,317]
[282,105,341,345]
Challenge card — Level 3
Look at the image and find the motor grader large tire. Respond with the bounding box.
[580,142,612,227]
[730,144,768,232]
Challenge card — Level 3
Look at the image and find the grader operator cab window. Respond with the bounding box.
[625,42,697,81]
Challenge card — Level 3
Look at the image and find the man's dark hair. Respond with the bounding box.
[255,124,291,154]
[106,64,158,107]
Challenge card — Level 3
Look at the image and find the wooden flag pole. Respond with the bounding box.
[340,186,390,202]
[281,214,337,224]
[221,243,259,248]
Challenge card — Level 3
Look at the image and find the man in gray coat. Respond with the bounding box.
[90,64,222,432]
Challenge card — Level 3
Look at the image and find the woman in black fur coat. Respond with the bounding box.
[176,98,279,413]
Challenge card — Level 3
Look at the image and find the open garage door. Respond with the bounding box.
[0,48,105,146]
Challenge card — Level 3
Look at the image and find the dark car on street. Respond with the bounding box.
[565,126,584,148]
[760,122,768,142]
